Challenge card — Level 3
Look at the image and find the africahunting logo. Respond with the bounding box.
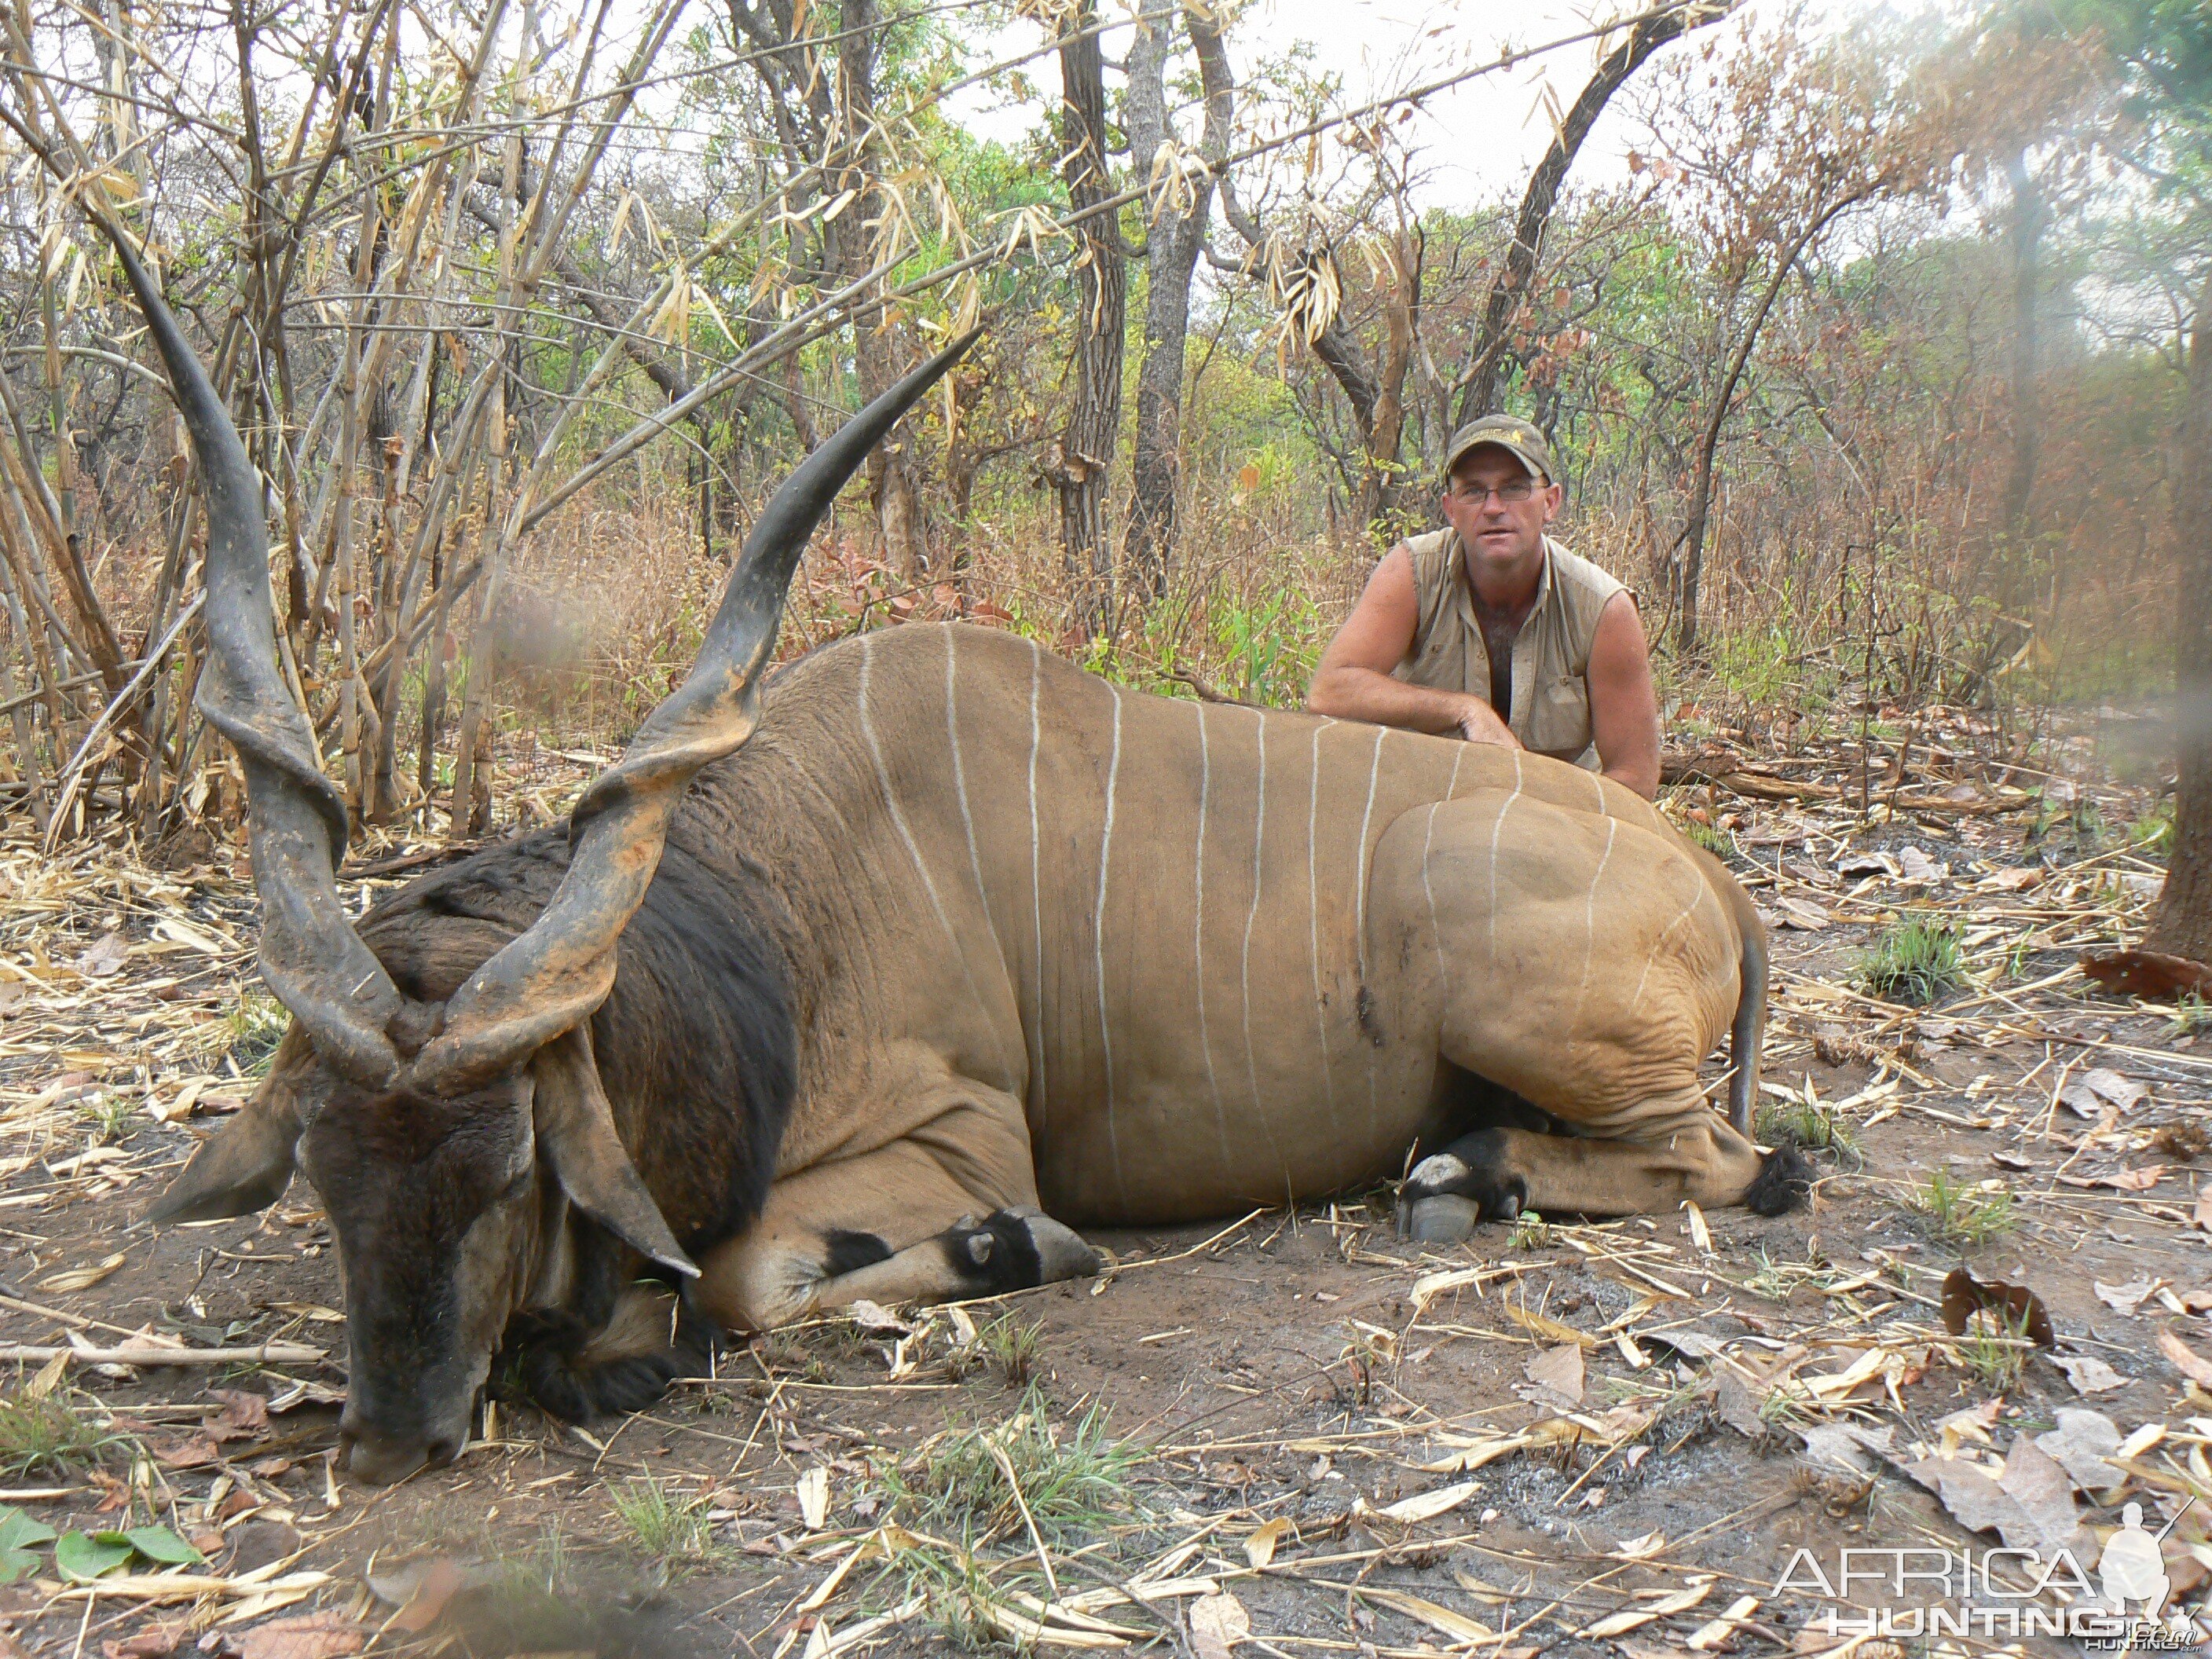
[1775,1503,2207,1652]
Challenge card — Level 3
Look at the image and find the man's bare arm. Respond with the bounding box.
[1306,548,1516,745]
[1585,591,1662,799]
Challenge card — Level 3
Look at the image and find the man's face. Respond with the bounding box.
[1441,445,1562,587]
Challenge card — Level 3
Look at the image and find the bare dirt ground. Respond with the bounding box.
[0,709,2205,1659]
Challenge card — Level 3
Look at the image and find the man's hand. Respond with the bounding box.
[1309,548,1513,738]
[1454,697,1520,749]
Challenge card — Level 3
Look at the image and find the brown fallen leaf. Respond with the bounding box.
[2080,948,2210,1001]
[2036,1408,2127,1491]
[236,1615,363,1659]
[1500,1301,1597,1347]
[41,1251,127,1293]
[2095,1280,2158,1313]
[101,1624,187,1659]
[1243,1518,1291,1569]
[2083,1068,2149,1111]
[2052,1354,2130,1397]
[2060,1165,2166,1192]
[1354,1586,1494,1643]
[1714,1369,1770,1438]
[1517,1344,1584,1411]
[148,1435,223,1470]
[1187,1591,1249,1659]
[1768,897,1830,931]
[2196,1188,2212,1233]
[205,1389,270,1442]
[1941,1268,2056,1349]
[1374,1479,1480,1524]
[73,932,128,978]
[2159,1331,2212,1389]
[386,1557,464,1634]
[1905,1434,2086,1555]
[1685,1595,1761,1652]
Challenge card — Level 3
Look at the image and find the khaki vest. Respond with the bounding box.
[1393,531,1626,769]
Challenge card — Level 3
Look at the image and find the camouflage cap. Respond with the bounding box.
[1441,415,1556,487]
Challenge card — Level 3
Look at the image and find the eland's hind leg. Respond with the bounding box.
[697,1084,1097,1331]
[1400,1095,1807,1239]
[1377,791,1806,1240]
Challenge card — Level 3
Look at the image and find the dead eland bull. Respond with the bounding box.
[110,239,1804,1485]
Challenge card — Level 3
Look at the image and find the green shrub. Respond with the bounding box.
[0,1390,122,1479]
[1900,1171,2016,1246]
[1857,916,1964,1005]
[873,1392,1135,1546]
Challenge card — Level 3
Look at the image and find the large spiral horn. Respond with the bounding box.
[410,329,983,1093]
[95,223,403,1086]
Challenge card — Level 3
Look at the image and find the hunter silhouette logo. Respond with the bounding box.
[2100,1503,2172,1618]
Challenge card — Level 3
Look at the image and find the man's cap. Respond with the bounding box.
[1442,416,1555,486]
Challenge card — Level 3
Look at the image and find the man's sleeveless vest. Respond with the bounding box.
[1393,531,1626,769]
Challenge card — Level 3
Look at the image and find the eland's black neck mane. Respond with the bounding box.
[358,819,798,1255]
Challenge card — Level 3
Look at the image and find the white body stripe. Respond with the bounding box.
[1631,877,1709,1009]
[1239,710,1284,1169]
[1353,724,1386,969]
[1353,725,1386,1110]
[1026,641,1046,1118]
[1486,751,1524,962]
[1420,800,1447,983]
[1306,721,1339,1129]
[1573,817,1621,1036]
[859,635,1015,1089]
[1093,686,1125,1199]
[945,631,1000,956]
[1192,702,1228,1165]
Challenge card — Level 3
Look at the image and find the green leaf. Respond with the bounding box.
[0,1507,56,1552]
[122,1526,202,1566]
[53,1531,133,1582]
[0,1507,56,1584]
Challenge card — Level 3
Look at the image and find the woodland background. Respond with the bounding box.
[0,0,2201,928]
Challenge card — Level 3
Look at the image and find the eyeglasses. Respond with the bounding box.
[1447,478,1540,504]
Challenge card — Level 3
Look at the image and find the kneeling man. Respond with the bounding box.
[1308,417,1661,799]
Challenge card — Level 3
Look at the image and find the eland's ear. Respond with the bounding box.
[148,1081,302,1224]
[530,1028,698,1279]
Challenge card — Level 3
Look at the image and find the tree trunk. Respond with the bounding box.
[1285,266,1417,540]
[1122,2,1232,601]
[1361,232,1419,532]
[837,0,929,580]
[1054,0,1125,639]
[1677,194,1861,652]
[2001,148,2044,535]
[2147,274,2212,965]
[1456,2,1735,427]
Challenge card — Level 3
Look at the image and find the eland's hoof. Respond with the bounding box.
[1005,1206,1101,1280]
[1403,1194,1483,1243]
[1395,1130,1528,1237]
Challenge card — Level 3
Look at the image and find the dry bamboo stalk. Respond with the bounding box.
[0,431,91,680]
[0,1342,325,1366]
[448,6,536,833]
[0,520,68,772]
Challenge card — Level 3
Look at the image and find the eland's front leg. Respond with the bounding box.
[696,1082,1098,1330]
